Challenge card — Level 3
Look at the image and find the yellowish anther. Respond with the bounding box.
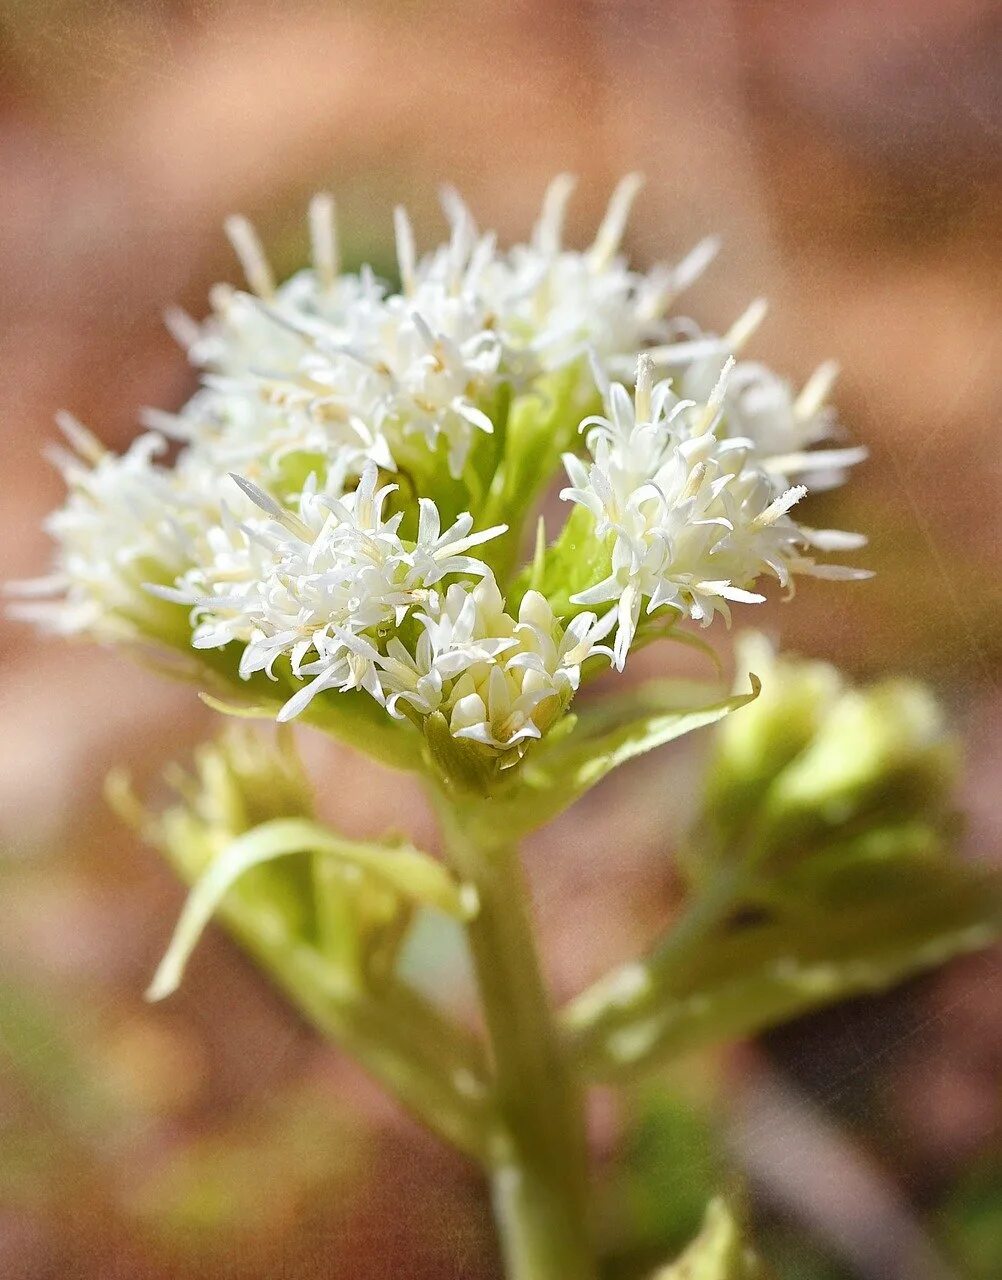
[681,461,707,501]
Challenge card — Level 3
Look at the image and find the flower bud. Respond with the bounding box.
[698,634,959,877]
[703,632,842,827]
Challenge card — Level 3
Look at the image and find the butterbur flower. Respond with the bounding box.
[560,356,870,666]
[11,174,871,771]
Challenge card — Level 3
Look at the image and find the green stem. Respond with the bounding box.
[436,792,598,1280]
[563,865,745,1079]
[312,855,364,980]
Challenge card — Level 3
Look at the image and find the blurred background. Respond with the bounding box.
[0,1,1000,1276]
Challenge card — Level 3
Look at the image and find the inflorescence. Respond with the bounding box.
[10,175,870,762]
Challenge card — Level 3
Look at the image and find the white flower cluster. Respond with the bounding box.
[155,176,714,484]
[12,175,869,760]
[561,356,871,668]
[8,418,224,640]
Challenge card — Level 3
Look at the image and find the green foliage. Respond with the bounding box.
[566,638,1000,1084]
[493,676,761,835]
[938,1159,1002,1280]
[605,1086,727,1273]
[570,840,999,1083]
[146,816,473,1001]
[652,1198,768,1279]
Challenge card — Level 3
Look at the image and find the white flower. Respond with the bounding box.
[157,462,506,722]
[301,273,506,479]
[561,356,870,667]
[377,574,613,753]
[170,196,387,379]
[6,418,223,640]
[12,176,873,763]
[647,305,868,491]
[445,593,612,751]
[472,173,720,380]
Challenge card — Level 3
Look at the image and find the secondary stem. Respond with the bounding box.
[213,882,493,1160]
[436,793,598,1280]
[563,865,746,1078]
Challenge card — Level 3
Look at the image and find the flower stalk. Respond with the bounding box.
[435,789,598,1280]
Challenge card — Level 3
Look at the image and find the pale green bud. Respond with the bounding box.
[704,632,842,824]
[697,634,959,878]
[108,727,318,942]
[767,678,956,824]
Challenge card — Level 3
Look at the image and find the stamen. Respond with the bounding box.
[634,353,655,422]
[163,306,201,352]
[54,411,106,465]
[698,355,735,431]
[223,215,275,299]
[589,172,644,270]
[671,235,721,295]
[752,484,808,528]
[795,359,839,420]
[681,461,707,501]
[308,193,339,287]
[725,297,768,352]
[532,173,577,254]
[228,474,313,541]
[394,206,417,295]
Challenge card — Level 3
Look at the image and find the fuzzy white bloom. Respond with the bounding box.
[561,356,871,667]
[642,302,868,492]
[12,176,872,761]
[6,418,226,640]
[156,180,721,490]
[448,174,720,381]
[156,462,507,721]
[170,198,387,378]
[379,574,613,751]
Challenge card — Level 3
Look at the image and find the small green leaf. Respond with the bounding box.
[502,676,760,834]
[652,1198,768,1279]
[148,818,473,1001]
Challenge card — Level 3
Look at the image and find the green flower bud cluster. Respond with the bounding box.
[698,633,959,890]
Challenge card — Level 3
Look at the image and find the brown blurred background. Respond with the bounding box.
[1,2,1000,1277]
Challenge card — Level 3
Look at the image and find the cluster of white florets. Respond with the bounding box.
[561,356,869,668]
[12,175,869,758]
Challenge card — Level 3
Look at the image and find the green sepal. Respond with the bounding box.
[193,646,425,773]
[652,1198,768,1279]
[147,817,475,1001]
[509,503,613,620]
[493,676,761,836]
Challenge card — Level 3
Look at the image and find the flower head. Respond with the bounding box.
[561,356,870,666]
[11,176,871,773]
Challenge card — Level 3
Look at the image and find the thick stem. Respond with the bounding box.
[437,795,598,1280]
